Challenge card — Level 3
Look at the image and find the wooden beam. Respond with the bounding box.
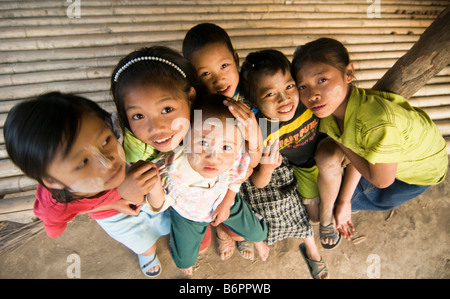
[372,5,450,98]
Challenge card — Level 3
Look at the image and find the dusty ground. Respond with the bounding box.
[0,164,449,281]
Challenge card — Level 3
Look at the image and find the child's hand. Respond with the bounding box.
[109,199,142,216]
[249,140,281,188]
[260,139,282,171]
[117,160,161,205]
[211,190,235,226]
[211,202,231,227]
[335,201,355,240]
[223,99,262,154]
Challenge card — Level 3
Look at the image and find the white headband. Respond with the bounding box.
[113,56,187,82]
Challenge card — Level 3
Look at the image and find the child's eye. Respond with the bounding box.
[76,158,88,170]
[297,85,306,91]
[221,63,229,69]
[319,78,327,84]
[199,140,209,147]
[286,83,295,90]
[102,136,111,147]
[132,113,144,120]
[264,92,276,98]
[162,107,173,114]
[200,71,210,77]
[223,145,232,151]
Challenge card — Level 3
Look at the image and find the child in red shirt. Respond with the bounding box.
[4,92,170,277]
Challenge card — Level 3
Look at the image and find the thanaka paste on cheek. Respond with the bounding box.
[68,177,105,193]
[86,146,113,169]
[328,85,344,100]
[187,151,202,168]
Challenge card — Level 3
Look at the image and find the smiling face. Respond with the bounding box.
[189,42,240,98]
[295,61,354,119]
[44,113,126,197]
[124,83,192,152]
[254,69,299,122]
[187,115,243,178]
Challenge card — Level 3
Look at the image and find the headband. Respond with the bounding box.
[113,56,187,82]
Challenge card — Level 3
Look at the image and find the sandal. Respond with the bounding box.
[235,241,255,260]
[216,231,235,261]
[319,223,341,249]
[299,243,329,279]
[138,253,161,278]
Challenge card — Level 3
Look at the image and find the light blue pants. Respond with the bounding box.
[96,204,170,254]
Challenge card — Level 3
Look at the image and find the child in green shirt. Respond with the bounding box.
[292,37,448,241]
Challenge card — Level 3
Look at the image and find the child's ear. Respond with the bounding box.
[233,51,240,67]
[42,177,65,190]
[188,86,197,105]
[345,63,355,83]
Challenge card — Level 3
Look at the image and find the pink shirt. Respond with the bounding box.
[154,146,250,222]
[34,184,121,237]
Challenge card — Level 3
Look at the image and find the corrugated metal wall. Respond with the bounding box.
[0,0,448,222]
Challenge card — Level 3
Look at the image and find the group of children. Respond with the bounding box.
[4,23,447,279]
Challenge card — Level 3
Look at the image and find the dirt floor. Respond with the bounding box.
[0,164,449,281]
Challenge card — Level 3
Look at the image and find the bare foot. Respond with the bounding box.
[216,226,235,260]
[180,266,193,276]
[254,241,269,261]
[236,241,255,260]
[146,265,160,275]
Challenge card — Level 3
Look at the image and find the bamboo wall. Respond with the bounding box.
[0,0,448,222]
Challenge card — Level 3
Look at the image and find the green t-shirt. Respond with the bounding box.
[123,128,158,163]
[319,86,448,185]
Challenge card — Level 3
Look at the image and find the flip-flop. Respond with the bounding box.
[299,243,329,279]
[319,223,341,249]
[235,241,254,260]
[138,253,161,278]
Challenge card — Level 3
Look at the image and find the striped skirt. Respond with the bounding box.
[240,157,313,245]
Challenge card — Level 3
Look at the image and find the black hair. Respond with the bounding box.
[111,46,202,133]
[188,94,242,153]
[182,23,235,60]
[291,37,351,81]
[4,92,112,203]
[239,49,291,107]
[191,93,235,123]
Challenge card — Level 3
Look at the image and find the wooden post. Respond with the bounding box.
[372,5,450,99]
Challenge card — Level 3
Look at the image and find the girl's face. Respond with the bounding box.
[295,61,354,119]
[254,69,299,121]
[45,113,126,196]
[124,83,192,152]
[189,42,240,98]
[187,116,243,178]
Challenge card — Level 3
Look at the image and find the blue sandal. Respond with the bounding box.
[138,253,161,278]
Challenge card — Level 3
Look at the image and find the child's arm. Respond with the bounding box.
[250,139,282,188]
[336,143,397,188]
[85,198,142,216]
[145,170,166,212]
